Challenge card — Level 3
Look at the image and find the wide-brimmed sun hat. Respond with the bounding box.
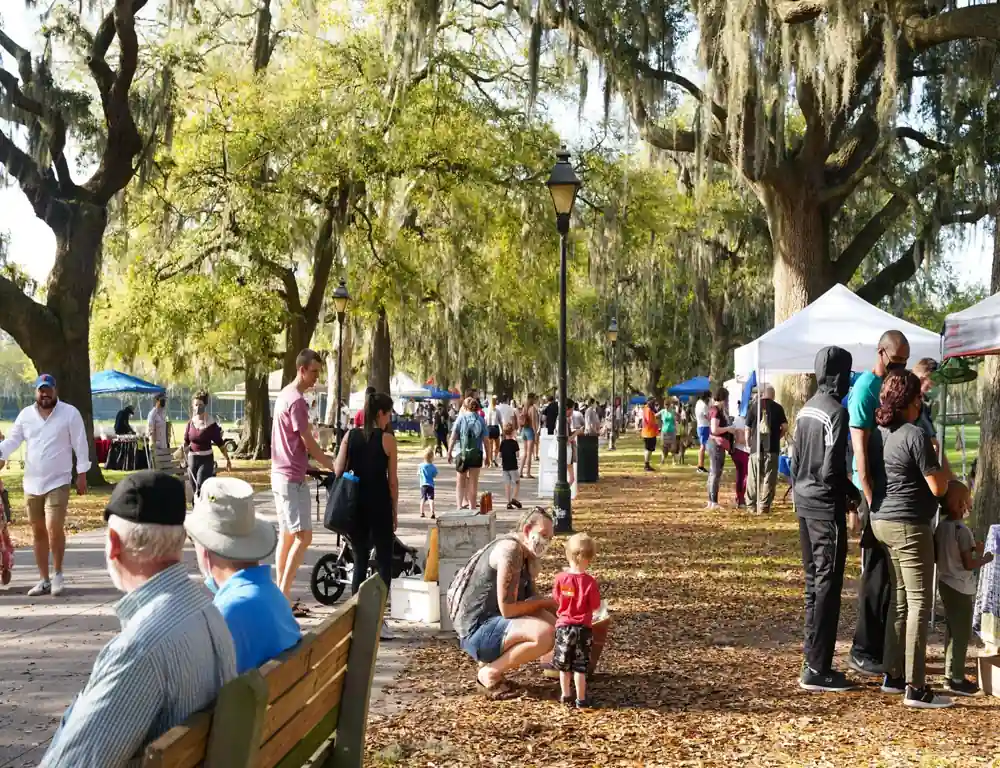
[184,477,277,561]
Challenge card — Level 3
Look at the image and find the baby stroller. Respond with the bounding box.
[307,470,422,605]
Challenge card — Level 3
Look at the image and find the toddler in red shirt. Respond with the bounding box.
[551,532,601,708]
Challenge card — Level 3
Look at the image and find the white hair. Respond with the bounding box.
[109,516,186,561]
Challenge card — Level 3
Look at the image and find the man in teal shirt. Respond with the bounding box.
[847,330,909,679]
[659,402,678,466]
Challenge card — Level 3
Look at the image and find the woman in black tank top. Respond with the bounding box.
[333,392,399,604]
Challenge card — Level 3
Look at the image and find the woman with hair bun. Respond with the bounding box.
[868,370,953,709]
[184,390,231,498]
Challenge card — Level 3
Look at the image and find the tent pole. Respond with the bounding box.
[931,380,949,629]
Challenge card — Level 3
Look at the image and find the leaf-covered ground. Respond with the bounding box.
[367,437,1000,767]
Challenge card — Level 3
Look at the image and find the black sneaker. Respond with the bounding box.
[799,667,857,693]
[511,499,522,509]
[880,674,906,694]
[506,502,515,510]
[644,464,653,472]
[944,677,980,697]
[697,466,708,474]
[848,653,884,678]
[904,685,954,709]
[575,698,593,709]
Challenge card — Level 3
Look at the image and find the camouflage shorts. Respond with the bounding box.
[552,624,593,674]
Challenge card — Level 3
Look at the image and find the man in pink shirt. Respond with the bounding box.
[272,349,335,601]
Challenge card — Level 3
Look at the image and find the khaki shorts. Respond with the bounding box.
[26,485,70,525]
[271,475,312,534]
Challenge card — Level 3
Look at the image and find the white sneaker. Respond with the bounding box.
[51,572,65,596]
[27,579,51,597]
[380,621,395,641]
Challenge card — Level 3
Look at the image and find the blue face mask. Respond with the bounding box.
[204,574,218,594]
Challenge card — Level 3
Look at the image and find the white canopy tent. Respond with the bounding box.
[734,284,941,376]
[943,292,1000,359]
[347,372,430,412]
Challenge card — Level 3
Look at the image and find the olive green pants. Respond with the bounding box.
[872,519,934,688]
[938,581,975,682]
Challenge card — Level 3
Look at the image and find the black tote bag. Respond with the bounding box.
[323,431,361,533]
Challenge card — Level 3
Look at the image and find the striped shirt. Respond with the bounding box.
[41,563,237,768]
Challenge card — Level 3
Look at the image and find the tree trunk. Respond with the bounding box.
[759,179,833,412]
[368,307,391,393]
[708,346,728,387]
[645,364,663,398]
[235,371,271,459]
[971,214,1000,539]
[460,370,473,394]
[281,317,312,388]
[8,207,108,486]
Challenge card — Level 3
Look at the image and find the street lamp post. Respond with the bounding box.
[607,317,618,450]
[546,147,581,534]
[333,278,351,446]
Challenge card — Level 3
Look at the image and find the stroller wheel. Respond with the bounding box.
[310,552,348,605]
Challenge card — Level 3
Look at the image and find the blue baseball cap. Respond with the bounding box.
[34,374,56,390]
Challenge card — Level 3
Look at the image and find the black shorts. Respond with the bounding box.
[553,624,593,674]
[420,485,435,501]
[644,437,657,452]
[488,425,501,440]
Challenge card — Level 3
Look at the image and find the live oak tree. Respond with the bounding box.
[402,0,1000,329]
[0,1,169,483]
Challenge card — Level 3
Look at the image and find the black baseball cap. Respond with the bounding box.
[104,471,186,526]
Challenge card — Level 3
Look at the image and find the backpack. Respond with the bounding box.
[455,414,484,471]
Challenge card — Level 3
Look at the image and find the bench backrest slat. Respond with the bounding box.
[258,673,346,768]
[142,712,211,768]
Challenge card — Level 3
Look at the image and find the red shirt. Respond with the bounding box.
[354,409,364,427]
[551,571,601,628]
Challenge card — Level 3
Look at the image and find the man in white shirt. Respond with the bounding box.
[146,395,168,453]
[494,396,516,430]
[694,392,711,475]
[0,374,90,596]
[583,398,601,436]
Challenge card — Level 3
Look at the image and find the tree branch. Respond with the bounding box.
[855,244,920,304]
[0,129,70,231]
[895,126,950,152]
[776,0,827,24]
[905,4,1000,50]
[0,272,58,360]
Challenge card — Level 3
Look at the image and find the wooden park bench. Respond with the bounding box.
[141,575,387,768]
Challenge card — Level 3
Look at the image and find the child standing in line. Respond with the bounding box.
[418,447,438,519]
[499,423,522,510]
[935,480,993,696]
[552,533,602,708]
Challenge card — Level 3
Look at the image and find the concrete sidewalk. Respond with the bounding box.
[0,453,527,767]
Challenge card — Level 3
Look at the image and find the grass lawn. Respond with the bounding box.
[365,433,998,768]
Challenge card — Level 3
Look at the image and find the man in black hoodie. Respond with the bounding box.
[791,346,861,693]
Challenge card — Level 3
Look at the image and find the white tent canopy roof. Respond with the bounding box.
[347,372,430,411]
[734,284,941,375]
[943,292,1000,359]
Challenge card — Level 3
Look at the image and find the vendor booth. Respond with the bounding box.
[90,370,165,471]
[667,376,711,400]
[943,293,1000,654]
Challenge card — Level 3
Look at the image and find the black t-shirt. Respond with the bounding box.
[543,401,559,433]
[746,399,787,454]
[869,422,941,524]
[499,438,520,471]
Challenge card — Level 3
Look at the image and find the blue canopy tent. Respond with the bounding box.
[628,394,647,406]
[91,370,165,395]
[667,376,710,397]
[424,387,460,400]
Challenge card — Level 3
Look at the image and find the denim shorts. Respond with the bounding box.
[522,426,535,441]
[459,615,510,663]
[697,426,711,446]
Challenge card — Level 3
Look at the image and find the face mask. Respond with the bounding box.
[527,532,550,558]
[194,402,206,415]
[196,548,218,593]
[886,362,907,372]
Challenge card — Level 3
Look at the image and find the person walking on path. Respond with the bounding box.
[745,385,787,514]
[0,374,90,597]
[520,394,540,479]
[847,330,910,678]
[791,346,860,693]
[183,392,232,499]
[434,401,450,457]
[695,392,711,474]
[641,398,660,472]
[706,389,733,509]
[333,391,399,640]
[584,398,601,437]
[449,397,487,509]
[659,401,678,466]
[146,395,169,453]
[868,370,953,708]
[485,395,501,469]
[271,349,336,607]
[40,471,236,768]
[542,395,559,436]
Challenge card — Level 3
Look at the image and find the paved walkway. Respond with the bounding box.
[0,453,529,766]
